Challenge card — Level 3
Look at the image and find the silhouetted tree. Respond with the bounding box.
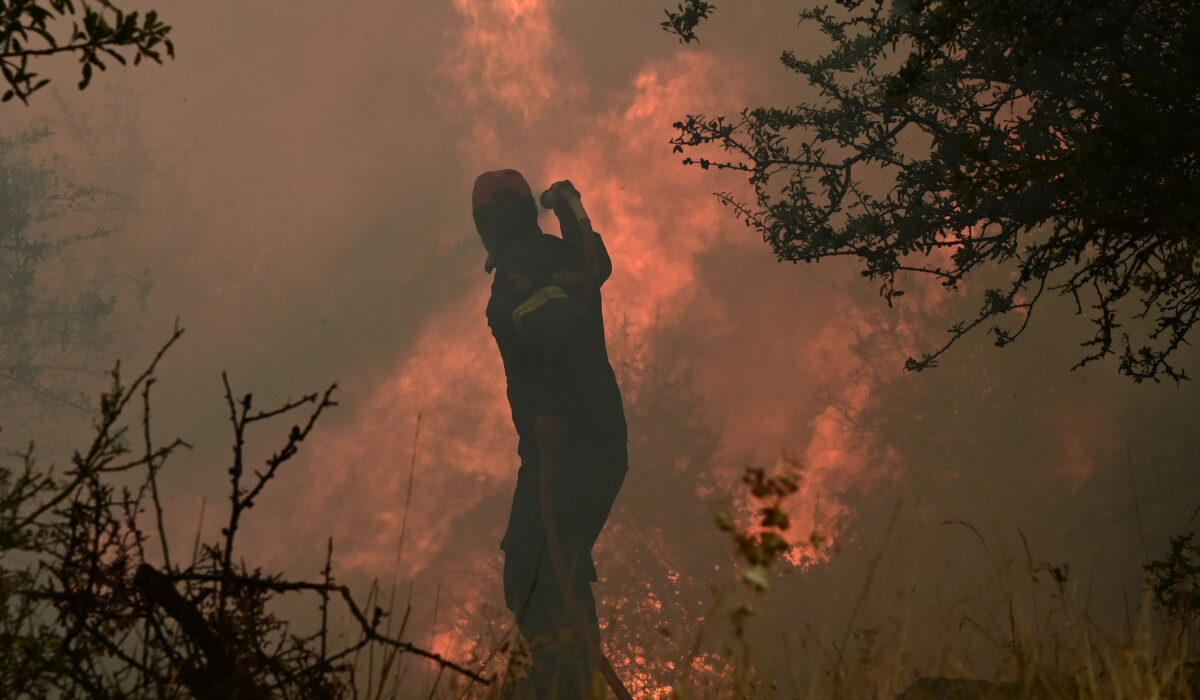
[0,127,135,418]
[1,0,173,103]
[665,0,1200,381]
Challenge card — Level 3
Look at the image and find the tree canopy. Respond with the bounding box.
[1,0,173,103]
[0,127,127,416]
[665,0,1200,381]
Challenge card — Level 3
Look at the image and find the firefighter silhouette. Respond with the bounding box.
[473,169,629,698]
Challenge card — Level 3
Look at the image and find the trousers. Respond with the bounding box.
[500,436,627,698]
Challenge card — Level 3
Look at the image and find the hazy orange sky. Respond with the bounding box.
[7,0,1200,692]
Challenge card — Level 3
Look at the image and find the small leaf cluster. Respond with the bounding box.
[1145,531,1200,631]
[669,0,1200,381]
[660,1,715,44]
[715,465,802,592]
[1,0,174,103]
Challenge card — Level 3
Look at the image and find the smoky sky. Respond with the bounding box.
[7,0,1200,687]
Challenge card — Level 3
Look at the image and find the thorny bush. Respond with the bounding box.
[0,324,486,698]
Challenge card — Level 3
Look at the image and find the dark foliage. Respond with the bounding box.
[1,0,173,103]
[0,326,488,697]
[666,0,1200,381]
[0,127,128,415]
[661,1,715,44]
[1145,531,1200,643]
[714,464,802,593]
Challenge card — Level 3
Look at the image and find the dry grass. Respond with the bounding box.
[362,506,1200,700]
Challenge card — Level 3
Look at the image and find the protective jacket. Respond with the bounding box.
[485,229,627,462]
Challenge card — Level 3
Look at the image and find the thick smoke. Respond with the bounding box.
[6,0,1197,691]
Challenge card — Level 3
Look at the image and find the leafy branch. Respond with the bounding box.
[669,0,1200,381]
[1,0,174,103]
[661,1,716,44]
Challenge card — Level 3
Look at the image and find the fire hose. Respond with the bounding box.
[534,182,634,699]
[538,443,633,700]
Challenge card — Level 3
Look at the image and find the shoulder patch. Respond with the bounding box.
[508,268,535,297]
[553,270,583,285]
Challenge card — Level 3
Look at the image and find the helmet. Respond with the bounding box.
[472,169,533,209]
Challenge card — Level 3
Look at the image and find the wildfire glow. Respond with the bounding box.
[237,0,968,687]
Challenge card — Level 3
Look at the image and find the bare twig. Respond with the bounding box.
[396,412,421,567]
[320,536,333,663]
[7,321,184,536]
[218,375,338,616]
[162,570,490,685]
